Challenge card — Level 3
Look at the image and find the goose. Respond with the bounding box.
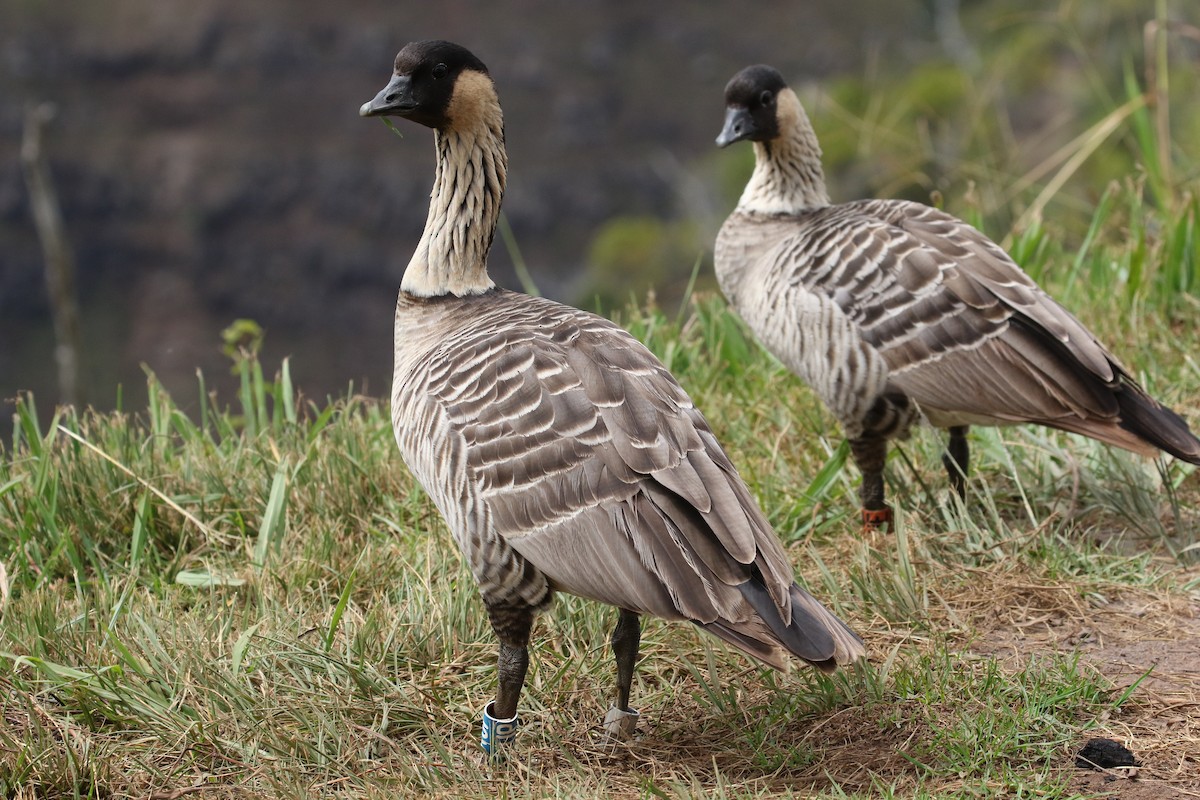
[359,42,864,754]
[714,64,1200,530]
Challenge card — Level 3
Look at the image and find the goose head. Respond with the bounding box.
[360,40,505,297]
[715,64,787,147]
[360,40,494,131]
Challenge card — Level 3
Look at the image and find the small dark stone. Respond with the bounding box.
[1076,737,1139,769]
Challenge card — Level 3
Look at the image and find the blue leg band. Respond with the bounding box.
[481,701,520,755]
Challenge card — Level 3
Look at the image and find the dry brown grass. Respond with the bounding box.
[3,305,1199,799]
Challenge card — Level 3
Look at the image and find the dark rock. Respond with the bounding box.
[1076,737,1139,770]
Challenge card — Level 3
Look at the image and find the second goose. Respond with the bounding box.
[360,42,864,753]
[715,64,1200,530]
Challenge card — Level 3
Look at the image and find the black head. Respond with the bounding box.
[715,64,788,147]
[360,40,491,129]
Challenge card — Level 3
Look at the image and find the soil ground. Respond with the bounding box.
[967,568,1200,799]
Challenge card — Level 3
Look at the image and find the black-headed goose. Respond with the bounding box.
[715,64,1200,530]
[360,42,864,754]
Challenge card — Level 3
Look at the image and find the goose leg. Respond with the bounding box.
[942,425,969,501]
[604,608,641,739]
[482,600,534,754]
[612,609,641,711]
[850,435,892,532]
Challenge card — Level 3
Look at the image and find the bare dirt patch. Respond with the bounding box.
[962,566,1200,799]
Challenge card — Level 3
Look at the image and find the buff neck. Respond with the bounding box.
[735,88,830,215]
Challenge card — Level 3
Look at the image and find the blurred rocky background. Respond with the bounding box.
[0,0,1191,422]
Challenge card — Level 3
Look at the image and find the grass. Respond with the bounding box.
[4,9,1200,798]
[2,269,1198,798]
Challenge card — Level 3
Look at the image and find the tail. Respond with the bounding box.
[1114,378,1200,465]
[699,580,866,673]
[1005,315,1200,464]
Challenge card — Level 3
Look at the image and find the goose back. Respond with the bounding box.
[717,196,1200,458]
[392,289,864,669]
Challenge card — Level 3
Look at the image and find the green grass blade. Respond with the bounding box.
[324,572,355,653]
[231,621,263,678]
[130,490,152,569]
[281,357,297,425]
[253,459,291,568]
[498,212,540,296]
[804,438,851,504]
[174,569,246,587]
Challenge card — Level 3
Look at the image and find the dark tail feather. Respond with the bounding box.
[697,576,865,672]
[737,577,865,671]
[739,578,836,668]
[1116,380,1200,465]
[698,621,788,671]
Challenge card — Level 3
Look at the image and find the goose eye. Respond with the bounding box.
[759,90,773,106]
[432,63,448,79]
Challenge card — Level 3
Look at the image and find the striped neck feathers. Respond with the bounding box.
[736,88,830,215]
[402,72,507,297]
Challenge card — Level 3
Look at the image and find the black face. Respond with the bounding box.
[359,40,490,128]
[715,64,787,147]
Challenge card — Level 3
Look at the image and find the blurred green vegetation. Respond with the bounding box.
[578,0,1199,316]
[577,216,708,312]
[811,0,1198,226]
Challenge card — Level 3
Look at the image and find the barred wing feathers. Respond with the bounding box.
[737,200,1199,460]
[405,292,864,670]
